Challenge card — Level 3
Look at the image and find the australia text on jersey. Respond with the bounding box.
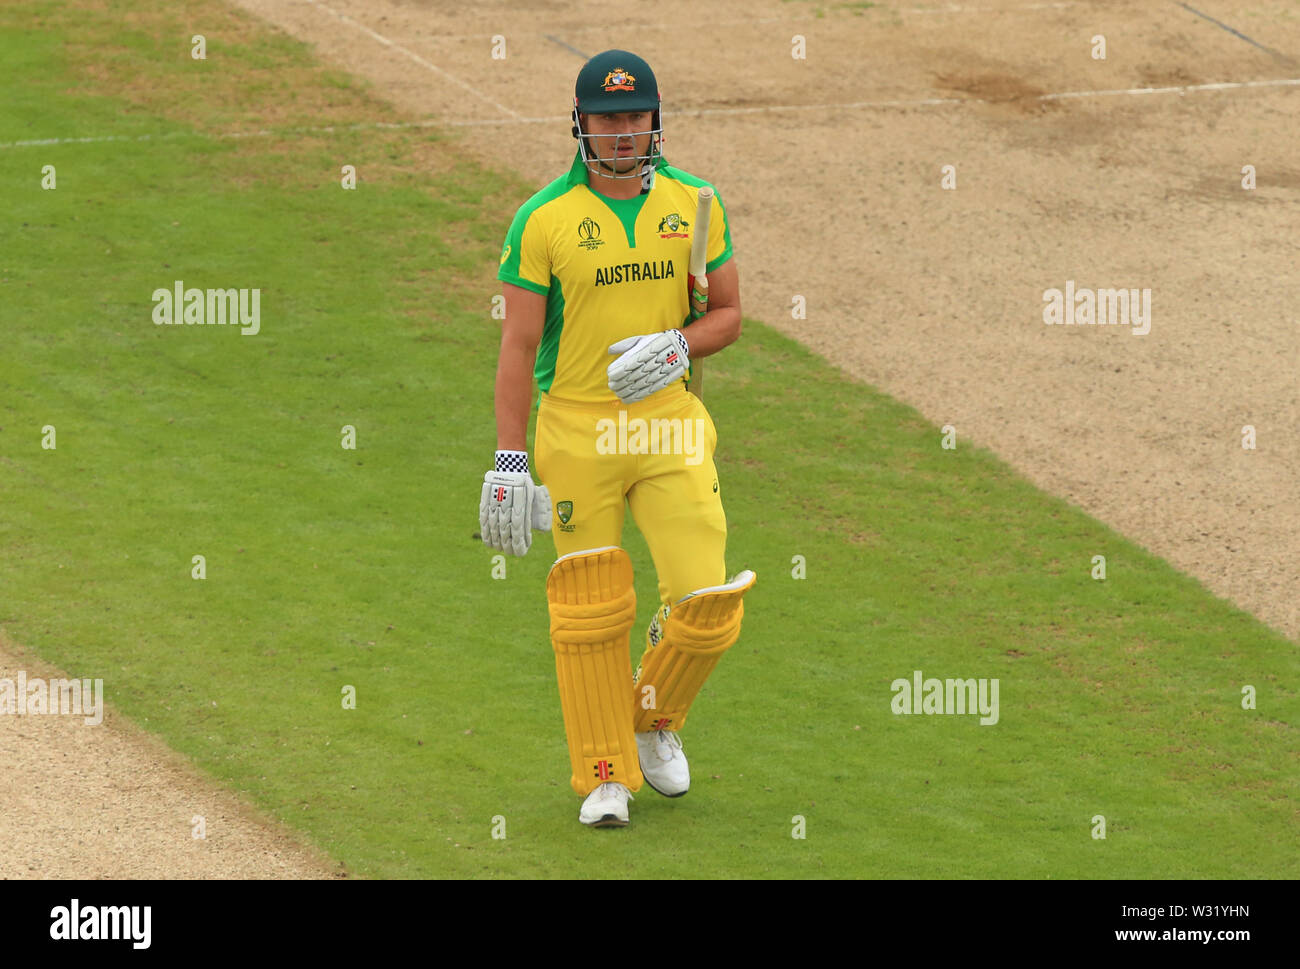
[594,260,676,287]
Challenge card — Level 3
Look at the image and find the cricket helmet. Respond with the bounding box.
[571,49,664,180]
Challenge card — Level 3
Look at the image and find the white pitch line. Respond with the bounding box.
[0,132,186,149]
[902,2,1074,12]
[299,0,520,119]
[446,76,1300,125]
[3,77,1296,150]
[0,121,444,150]
[409,1,1078,37]
[421,18,790,40]
[1036,77,1300,101]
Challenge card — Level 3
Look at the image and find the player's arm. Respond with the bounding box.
[681,258,740,359]
[608,259,738,404]
[495,283,546,451]
[482,282,550,557]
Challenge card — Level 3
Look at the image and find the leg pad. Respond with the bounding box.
[547,546,644,795]
[633,570,757,733]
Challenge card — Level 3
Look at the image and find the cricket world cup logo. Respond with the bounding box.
[577,218,604,251]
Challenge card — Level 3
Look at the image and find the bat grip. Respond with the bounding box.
[690,275,709,320]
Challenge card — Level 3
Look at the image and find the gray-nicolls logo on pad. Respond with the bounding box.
[50,899,151,949]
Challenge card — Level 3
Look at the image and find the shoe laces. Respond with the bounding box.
[655,730,682,759]
[597,782,632,802]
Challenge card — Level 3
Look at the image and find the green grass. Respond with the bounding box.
[1,0,1296,879]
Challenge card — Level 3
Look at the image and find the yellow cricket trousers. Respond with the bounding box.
[534,384,728,607]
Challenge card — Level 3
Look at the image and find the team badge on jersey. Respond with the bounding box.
[577,217,604,251]
[557,500,575,531]
[657,213,689,239]
[602,69,636,92]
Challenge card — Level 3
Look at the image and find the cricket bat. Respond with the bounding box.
[687,185,713,400]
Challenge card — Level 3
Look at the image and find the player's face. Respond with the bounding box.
[582,112,654,173]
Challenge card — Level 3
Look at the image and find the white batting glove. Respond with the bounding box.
[606,329,690,404]
[480,450,551,557]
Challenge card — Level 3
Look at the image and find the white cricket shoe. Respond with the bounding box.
[637,730,690,797]
[580,782,633,827]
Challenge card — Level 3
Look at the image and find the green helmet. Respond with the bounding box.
[571,49,664,181]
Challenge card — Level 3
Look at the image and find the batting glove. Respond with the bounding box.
[480,450,551,557]
[606,329,690,404]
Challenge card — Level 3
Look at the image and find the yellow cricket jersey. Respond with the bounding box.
[497,151,733,403]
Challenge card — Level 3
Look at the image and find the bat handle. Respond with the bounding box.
[690,275,709,320]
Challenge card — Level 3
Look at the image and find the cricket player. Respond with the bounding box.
[480,49,756,828]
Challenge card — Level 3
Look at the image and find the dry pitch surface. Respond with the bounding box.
[226,0,1300,639]
[6,0,1297,878]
